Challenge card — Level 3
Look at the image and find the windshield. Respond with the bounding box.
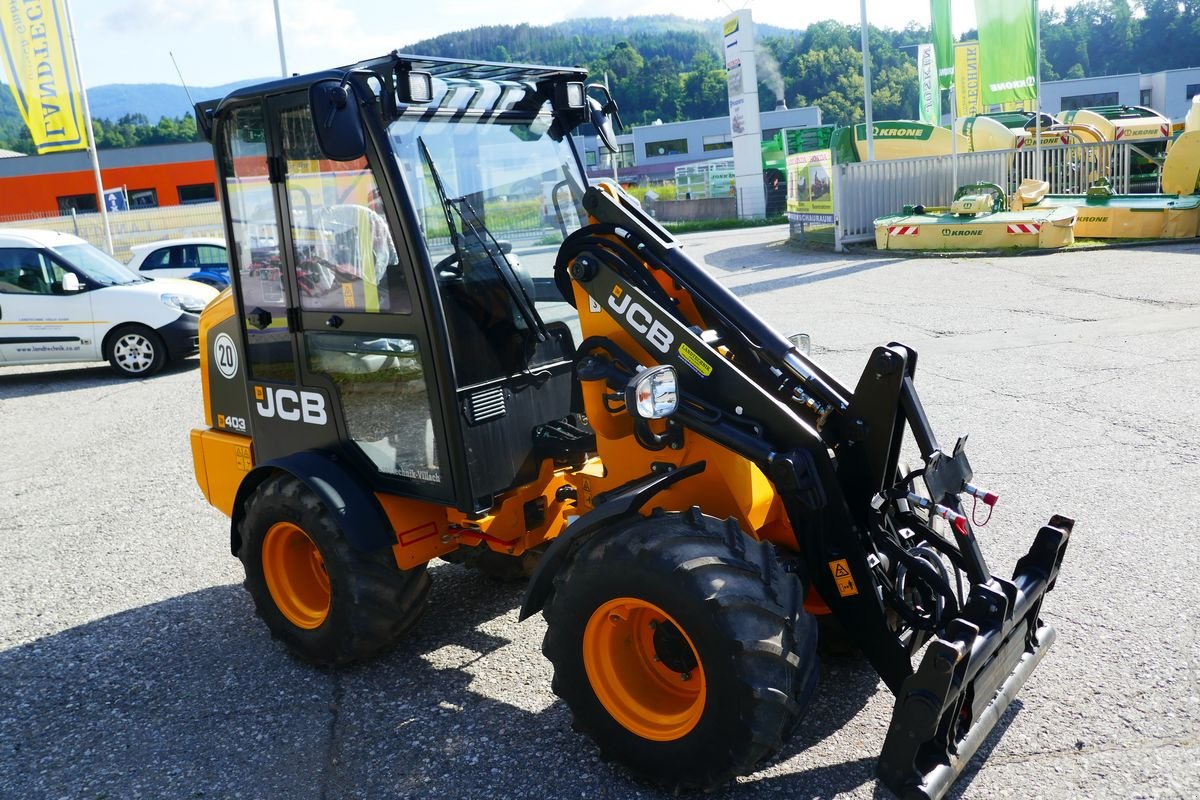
[56,243,147,286]
[389,106,586,293]
[388,105,589,384]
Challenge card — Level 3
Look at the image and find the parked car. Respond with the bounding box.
[0,228,218,377]
[127,237,230,289]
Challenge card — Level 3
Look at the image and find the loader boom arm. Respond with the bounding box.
[554,184,1072,799]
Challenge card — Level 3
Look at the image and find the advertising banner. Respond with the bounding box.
[0,0,88,154]
[917,44,940,125]
[954,42,985,117]
[975,0,1038,106]
[930,0,954,89]
[786,149,833,224]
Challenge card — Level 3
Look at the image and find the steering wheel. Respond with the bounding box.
[433,251,463,277]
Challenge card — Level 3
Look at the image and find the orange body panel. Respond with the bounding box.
[191,428,255,516]
[378,460,580,570]
[567,232,795,551]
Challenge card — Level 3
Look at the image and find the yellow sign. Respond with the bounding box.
[786,150,833,223]
[677,342,713,377]
[828,559,858,597]
[0,0,89,154]
[954,42,983,117]
[723,17,739,36]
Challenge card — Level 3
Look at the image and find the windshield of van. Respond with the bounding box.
[56,243,147,286]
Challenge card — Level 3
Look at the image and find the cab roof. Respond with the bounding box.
[199,51,588,116]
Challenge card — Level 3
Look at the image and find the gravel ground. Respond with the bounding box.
[1,230,1197,799]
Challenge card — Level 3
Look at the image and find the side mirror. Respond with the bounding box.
[61,272,82,292]
[310,78,366,161]
[588,97,617,153]
[585,84,623,153]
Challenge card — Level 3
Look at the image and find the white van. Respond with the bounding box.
[0,228,219,377]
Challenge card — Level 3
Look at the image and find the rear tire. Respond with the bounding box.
[542,508,818,791]
[106,324,166,377]
[238,474,431,667]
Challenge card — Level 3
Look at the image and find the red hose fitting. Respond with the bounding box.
[934,504,969,536]
[964,482,998,507]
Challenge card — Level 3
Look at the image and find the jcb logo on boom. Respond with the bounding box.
[254,386,328,425]
[608,285,674,354]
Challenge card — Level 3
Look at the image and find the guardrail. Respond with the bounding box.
[833,140,1140,249]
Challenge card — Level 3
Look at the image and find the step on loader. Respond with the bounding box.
[189,53,1072,799]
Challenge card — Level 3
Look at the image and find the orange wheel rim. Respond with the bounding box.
[582,597,705,741]
[262,522,330,629]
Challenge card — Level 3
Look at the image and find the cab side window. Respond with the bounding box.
[278,106,411,315]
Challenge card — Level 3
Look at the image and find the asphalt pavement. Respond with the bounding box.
[2,230,1198,799]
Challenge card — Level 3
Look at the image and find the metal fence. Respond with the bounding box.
[0,202,224,263]
[832,140,1140,248]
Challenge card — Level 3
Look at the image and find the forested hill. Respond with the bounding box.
[1,3,1196,154]
[402,15,925,126]
[404,3,1198,126]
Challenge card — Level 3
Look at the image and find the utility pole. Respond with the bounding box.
[273,0,289,77]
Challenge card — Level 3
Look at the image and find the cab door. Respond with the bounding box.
[0,248,96,364]
[267,93,456,504]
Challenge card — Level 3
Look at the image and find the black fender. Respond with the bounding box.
[518,460,706,621]
[229,449,395,556]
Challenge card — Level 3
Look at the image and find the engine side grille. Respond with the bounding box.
[466,387,506,424]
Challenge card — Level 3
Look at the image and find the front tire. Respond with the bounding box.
[542,508,818,791]
[238,474,431,667]
[106,324,166,377]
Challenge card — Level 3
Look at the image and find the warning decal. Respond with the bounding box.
[828,559,859,597]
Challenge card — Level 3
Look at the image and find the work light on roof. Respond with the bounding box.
[398,70,433,104]
[566,82,584,109]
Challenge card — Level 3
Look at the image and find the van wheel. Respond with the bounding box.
[106,324,166,377]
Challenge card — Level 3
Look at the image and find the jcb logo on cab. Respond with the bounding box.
[254,386,328,425]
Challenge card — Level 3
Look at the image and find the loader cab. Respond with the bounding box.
[204,55,598,513]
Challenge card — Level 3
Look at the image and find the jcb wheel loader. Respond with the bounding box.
[190,53,1072,799]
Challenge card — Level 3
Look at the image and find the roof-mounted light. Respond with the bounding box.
[397,69,433,104]
[552,81,586,111]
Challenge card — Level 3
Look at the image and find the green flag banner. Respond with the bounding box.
[975,0,1038,106]
[930,0,954,89]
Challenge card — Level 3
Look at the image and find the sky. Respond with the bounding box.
[67,0,1085,88]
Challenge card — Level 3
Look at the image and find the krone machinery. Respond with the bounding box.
[190,53,1073,800]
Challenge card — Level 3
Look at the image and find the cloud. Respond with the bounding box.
[100,0,273,34]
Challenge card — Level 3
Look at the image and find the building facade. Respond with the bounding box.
[579,105,823,185]
[0,142,216,218]
[1042,67,1200,122]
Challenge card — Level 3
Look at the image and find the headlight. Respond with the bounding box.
[625,365,678,420]
[161,293,208,314]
